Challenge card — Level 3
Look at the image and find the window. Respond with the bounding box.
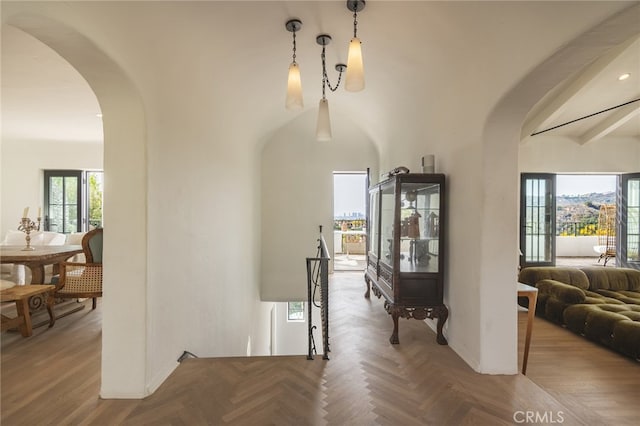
[287,302,305,321]
[86,171,104,229]
[44,170,103,233]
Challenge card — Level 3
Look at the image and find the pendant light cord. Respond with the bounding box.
[292,29,297,64]
[353,9,358,38]
[321,45,343,96]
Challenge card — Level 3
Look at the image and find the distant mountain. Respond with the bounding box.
[557,191,615,206]
[335,212,366,220]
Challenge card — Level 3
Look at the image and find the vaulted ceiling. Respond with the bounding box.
[2,2,638,147]
[522,34,639,144]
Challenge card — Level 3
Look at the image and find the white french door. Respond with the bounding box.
[520,174,556,268]
[520,172,640,270]
[618,173,640,269]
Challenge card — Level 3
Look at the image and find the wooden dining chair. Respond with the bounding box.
[49,228,103,326]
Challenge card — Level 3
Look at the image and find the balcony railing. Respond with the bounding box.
[556,221,598,237]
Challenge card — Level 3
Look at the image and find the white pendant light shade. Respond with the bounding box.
[285,62,303,110]
[345,37,364,92]
[316,98,332,141]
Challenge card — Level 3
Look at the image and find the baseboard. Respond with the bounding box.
[146,359,179,396]
[99,359,177,399]
[99,390,147,399]
[424,317,482,374]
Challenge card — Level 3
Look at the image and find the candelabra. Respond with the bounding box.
[18,216,41,251]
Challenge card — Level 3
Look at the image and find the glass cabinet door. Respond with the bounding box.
[368,189,380,258]
[379,182,396,267]
[399,181,441,273]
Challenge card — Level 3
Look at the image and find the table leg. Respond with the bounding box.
[23,262,46,284]
[522,293,537,375]
[15,297,33,337]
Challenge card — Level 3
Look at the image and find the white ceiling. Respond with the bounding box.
[1,2,638,146]
[1,25,103,143]
[522,34,640,143]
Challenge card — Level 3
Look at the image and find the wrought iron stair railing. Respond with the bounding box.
[306,226,331,360]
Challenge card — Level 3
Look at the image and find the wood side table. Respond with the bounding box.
[518,282,538,375]
[1,285,55,337]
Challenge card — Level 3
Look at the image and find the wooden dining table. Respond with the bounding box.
[0,245,83,284]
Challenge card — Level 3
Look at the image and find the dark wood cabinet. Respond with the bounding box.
[364,173,448,345]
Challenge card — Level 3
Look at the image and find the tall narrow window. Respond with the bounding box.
[520,173,556,267]
[44,170,82,233]
[619,173,640,269]
[86,171,104,229]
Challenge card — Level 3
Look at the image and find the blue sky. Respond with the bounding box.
[556,174,616,196]
[334,173,367,216]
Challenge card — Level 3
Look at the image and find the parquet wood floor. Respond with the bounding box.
[518,307,639,425]
[2,272,637,425]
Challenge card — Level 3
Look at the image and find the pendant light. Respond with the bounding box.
[345,0,365,92]
[285,19,303,110]
[316,98,332,141]
[315,34,346,141]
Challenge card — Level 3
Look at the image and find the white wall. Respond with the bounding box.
[557,236,601,257]
[261,110,378,301]
[272,302,324,356]
[520,135,640,173]
[0,139,103,238]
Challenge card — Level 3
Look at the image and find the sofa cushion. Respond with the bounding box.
[580,267,640,291]
[584,309,630,346]
[564,304,598,334]
[613,321,640,359]
[536,279,586,304]
[518,267,589,290]
[593,289,640,305]
[544,298,571,324]
[564,303,640,360]
[583,290,626,305]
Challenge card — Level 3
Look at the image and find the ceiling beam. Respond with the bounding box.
[521,35,639,142]
[578,101,640,145]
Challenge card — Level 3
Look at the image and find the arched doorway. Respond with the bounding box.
[480,4,640,373]
[3,13,149,397]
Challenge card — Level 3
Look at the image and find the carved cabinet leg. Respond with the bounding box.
[389,311,400,344]
[435,306,449,345]
[364,276,371,299]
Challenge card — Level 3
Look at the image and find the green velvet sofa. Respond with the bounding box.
[518,266,640,360]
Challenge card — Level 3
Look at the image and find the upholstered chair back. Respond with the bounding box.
[83,228,103,264]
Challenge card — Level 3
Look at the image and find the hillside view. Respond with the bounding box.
[557,191,615,236]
